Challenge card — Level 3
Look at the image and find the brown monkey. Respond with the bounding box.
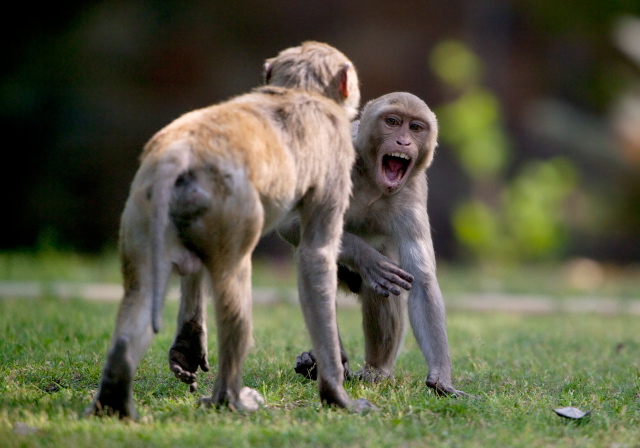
[280,92,467,397]
[84,41,374,419]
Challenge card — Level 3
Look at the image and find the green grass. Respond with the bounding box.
[2,249,638,299]
[0,250,298,289]
[1,295,639,447]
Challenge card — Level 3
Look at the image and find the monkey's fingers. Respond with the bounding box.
[383,263,414,284]
[373,281,396,297]
[369,265,412,295]
[381,272,412,292]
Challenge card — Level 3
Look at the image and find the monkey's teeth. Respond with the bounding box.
[390,152,410,160]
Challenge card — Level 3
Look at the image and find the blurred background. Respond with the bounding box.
[2,0,640,292]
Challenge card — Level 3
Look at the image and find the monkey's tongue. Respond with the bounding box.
[383,156,407,183]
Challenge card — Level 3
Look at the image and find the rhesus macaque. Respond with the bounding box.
[279,92,467,397]
[84,41,374,419]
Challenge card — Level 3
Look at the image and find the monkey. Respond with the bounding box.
[83,41,375,420]
[278,92,467,397]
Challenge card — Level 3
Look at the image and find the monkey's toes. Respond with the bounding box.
[354,367,391,383]
[234,387,265,412]
[199,387,265,413]
[426,376,471,398]
[83,398,139,421]
[349,398,378,414]
[169,359,199,391]
[294,351,318,380]
[169,346,210,390]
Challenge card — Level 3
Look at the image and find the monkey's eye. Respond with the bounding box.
[410,121,428,132]
[385,116,400,126]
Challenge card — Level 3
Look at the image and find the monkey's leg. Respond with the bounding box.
[169,272,210,392]
[200,255,264,412]
[296,237,374,411]
[357,289,406,382]
[85,255,171,419]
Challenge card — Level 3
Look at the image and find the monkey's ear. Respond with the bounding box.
[338,63,351,98]
[264,62,273,84]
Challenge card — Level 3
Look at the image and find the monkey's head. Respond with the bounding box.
[263,41,361,120]
[355,92,438,195]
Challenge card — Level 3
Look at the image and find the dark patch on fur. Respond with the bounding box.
[204,165,232,197]
[338,265,362,293]
[170,171,211,234]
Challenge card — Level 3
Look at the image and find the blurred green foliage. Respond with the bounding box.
[431,40,579,263]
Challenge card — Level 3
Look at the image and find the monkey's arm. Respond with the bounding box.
[339,232,413,297]
[278,217,413,297]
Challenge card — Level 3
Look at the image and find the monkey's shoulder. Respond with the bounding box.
[250,87,348,120]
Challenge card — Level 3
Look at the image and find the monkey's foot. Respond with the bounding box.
[319,385,377,413]
[354,365,392,383]
[426,373,470,398]
[294,351,318,380]
[199,387,265,413]
[348,398,378,414]
[293,350,351,381]
[84,337,138,420]
[169,320,210,392]
[84,394,138,421]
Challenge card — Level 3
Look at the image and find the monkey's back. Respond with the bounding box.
[136,86,354,233]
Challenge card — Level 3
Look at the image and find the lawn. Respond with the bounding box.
[1,292,638,447]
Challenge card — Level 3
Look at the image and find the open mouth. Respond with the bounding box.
[381,152,411,187]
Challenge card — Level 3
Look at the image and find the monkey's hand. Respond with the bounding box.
[353,245,414,297]
[293,350,351,380]
[426,373,470,398]
[169,320,210,392]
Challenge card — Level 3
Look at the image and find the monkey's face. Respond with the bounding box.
[373,110,431,195]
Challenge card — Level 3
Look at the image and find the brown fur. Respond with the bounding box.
[84,41,373,420]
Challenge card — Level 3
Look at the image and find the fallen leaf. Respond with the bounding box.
[553,407,591,419]
[13,422,39,435]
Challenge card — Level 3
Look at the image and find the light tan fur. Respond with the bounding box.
[84,42,373,419]
[284,92,467,397]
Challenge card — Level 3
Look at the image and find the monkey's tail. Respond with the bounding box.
[149,147,191,333]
